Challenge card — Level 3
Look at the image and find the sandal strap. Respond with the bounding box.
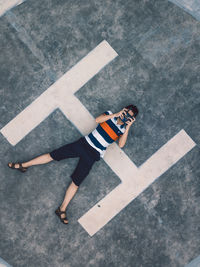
[18,163,22,168]
[61,216,68,222]
[18,163,26,169]
[61,215,68,220]
[56,207,66,215]
[18,163,28,172]
[55,207,68,223]
[59,211,66,214]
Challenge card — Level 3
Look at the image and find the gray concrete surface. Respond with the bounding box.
[0,0,200,266]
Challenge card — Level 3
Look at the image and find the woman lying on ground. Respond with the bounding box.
[8,104,139,224]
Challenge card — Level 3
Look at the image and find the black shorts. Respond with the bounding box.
[49,137,100,186]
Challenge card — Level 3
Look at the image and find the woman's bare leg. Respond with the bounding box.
[59,181,79,223]
[8,153,53,168]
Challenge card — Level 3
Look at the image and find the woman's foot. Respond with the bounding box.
[55,207,69,224]
[7,162,28,173]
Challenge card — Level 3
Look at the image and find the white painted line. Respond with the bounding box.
[0,0,25,17]
[0,40,118,145]
[1,89,57,145]
[103,142,139,181]
[78,130,196,236]
[57,40,118,96]
[137,129,196,181]
[59,95,96,136]
[0,257,12,267]
[169,0,200,21]
[185,255,200,267]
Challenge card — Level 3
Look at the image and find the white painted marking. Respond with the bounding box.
[78,130,196,236]
[169,0,200,21]
[0,40,118,145]
[0,0,25,17]
[59,95,96,136]
[0,39,196,238]
[1,89,57,145]
[0,257,12,267]
[185,255,200,267]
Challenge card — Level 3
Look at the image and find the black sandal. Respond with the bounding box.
[7,162,28,173]
[55,207,69,224]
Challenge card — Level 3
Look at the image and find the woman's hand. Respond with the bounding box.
[114,108,128,119]
[125,117,136,127]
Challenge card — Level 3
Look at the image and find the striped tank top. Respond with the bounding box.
[85,110,126,158]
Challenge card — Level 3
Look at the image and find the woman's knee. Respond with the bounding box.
[47,153,54,161]
[71,181,79,188]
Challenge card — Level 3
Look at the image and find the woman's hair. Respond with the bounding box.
[125,105,139,117]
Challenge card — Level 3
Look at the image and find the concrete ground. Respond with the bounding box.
[0,0,200,266]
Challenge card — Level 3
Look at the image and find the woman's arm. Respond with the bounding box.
[118,117,135,148]
[95,108,128,124]
[95,113,115,124]
[118,126,130,148]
